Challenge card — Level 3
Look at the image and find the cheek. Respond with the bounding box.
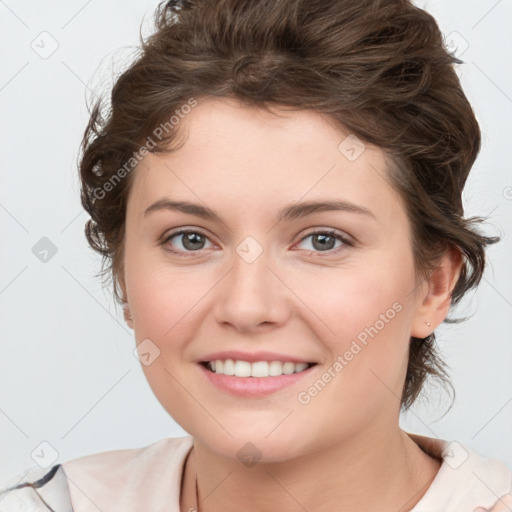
[125,246,207,337]
[306,261,415,347]
[300,258,417,398]
[126,264,204,433]
[124,251,218,403]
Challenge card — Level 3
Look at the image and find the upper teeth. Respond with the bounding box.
[208,360,310,377]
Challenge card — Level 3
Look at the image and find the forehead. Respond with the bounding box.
[127,97,404,226]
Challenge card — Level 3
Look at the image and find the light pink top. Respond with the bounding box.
[2,433,510,511]
[61,433,512,511]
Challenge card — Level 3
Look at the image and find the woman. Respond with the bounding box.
[1,0,510,510]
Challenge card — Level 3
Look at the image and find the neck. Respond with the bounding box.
[180,424,441,512]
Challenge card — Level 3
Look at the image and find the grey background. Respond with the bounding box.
[1,0,511,482]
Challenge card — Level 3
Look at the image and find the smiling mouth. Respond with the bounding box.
[200,360,317,377]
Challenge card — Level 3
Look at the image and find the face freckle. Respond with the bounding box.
[121,97,424,461]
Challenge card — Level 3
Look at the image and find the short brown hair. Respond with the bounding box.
[78,0,498,410]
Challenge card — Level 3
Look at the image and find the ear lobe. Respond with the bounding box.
[411,247,463,338]
[118,270,133,329]
[123,303,134,329]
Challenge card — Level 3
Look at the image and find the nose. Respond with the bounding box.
[213,242,291,333]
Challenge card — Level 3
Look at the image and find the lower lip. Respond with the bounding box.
[198,363,316,397]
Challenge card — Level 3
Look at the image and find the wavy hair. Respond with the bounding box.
[78,0,499,410]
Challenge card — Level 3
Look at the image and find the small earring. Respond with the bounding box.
[425,321,431,327]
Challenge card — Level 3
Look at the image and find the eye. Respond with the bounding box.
[160,227,353,257]
[161,229,214,256]
[295,229,352,254]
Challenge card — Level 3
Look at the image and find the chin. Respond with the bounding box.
[191,424,318,466]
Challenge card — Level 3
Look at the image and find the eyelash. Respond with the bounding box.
[160,228,353,258]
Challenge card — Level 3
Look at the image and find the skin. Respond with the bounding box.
[119,96,464,511]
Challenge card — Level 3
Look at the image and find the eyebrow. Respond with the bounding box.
[143,198,376,223]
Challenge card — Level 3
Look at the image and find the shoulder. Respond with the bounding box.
[409,433,512,511]
[61,435,193,475]
[0,437,193,512]
[0,463,73,511]
[436,438,512,497]
[61,436,193,511]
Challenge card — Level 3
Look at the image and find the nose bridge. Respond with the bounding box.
[214,234,288,329]
[231,234,274,302]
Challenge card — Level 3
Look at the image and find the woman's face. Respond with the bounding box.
[121,97,430,461]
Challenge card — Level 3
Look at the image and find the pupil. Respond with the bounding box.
[184,233,204,250]
[313,234,334,251]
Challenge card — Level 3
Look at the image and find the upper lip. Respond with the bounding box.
[197,351,316,364]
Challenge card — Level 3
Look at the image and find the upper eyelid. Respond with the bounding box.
[163,227,214,244]
[163,227,352,250]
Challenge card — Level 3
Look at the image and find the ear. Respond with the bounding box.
[118,271,134,329]
[411,246,463,338]
[123,303,134,329]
